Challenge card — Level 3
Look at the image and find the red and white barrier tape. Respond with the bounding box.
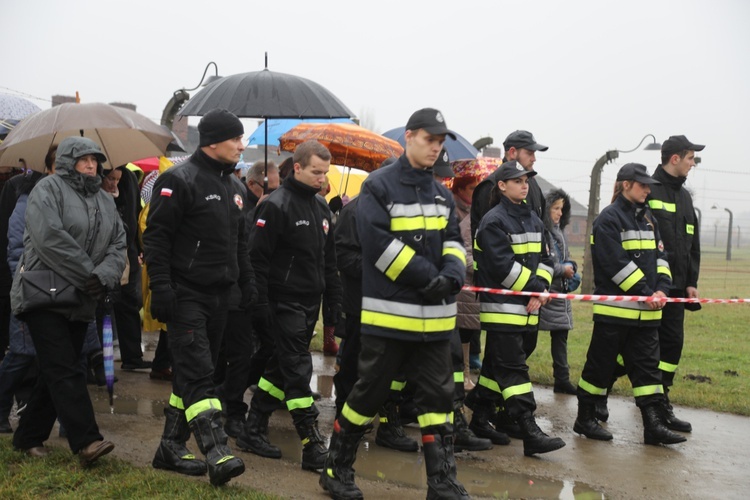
[462,286,749,304]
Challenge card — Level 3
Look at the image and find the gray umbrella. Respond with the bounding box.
[0,93,41,135]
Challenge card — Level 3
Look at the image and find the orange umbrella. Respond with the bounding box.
[451,157,502,180]
[279,122,403,172]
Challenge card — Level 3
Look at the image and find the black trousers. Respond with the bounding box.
[250,301,320,430]
[341,335,453,434]
[13,311,102,453]
[334,313,362,417]
[219,309,256,419]
[474,331,536,418]
[245,310,275,388]
[523,329,538,359]
[658,303,685,389]
[0,295,10,359]
[578,322,663,408]
[113,268,144,364]
[458,328,481,356]
[450,329,465,402]
[167,284,229,411]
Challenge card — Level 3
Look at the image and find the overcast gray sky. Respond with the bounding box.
[4,0,750,234]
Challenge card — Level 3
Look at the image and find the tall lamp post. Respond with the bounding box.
[711,204,733,261]
[581,135,662,293]
[161,62,221,130]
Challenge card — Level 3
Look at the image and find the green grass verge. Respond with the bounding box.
[0,438,278,499]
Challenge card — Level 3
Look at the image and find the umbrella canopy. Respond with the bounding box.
[247,117,354,147]
[0,93,42,135]
[325,165,369,201]
[0,102,173,171]
[451,157,502,180]
[382,126,480,161]
[279,123,403,172]
[177,69,354,119]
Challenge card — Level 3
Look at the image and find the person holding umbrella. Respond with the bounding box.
[144,109,252,486]
[10,137,126,465]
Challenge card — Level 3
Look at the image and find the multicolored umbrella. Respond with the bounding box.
[451,157,502,180]
[279,123,403,172]
[102,300,116,413]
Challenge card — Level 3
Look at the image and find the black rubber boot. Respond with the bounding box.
[491,406,523,440]
[467,403,508,446]
[375,402,418,452]
[237,409,282,459]
[663,393,692,433]
[319,420,365,500]
[517,412,566,456]
[224,415,245,439]
[422,430,470,500]
[594,398,610,422]
[189,408,245,485]
[300,421,329,471]
[641,403,687,446]
[573,401,613,441]
[453,402,492,452]
[152,407,208,476]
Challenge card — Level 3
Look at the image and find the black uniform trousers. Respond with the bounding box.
[250,301,320,431]
[658,302,685,389]
[333,313,362,417]
[217,308,256,419]
[167,284,229,412]
[245,311,275,388]
[474,330,536,419]
[450,329,465,402]
[578,322,663,408]
[13,311,102,453]
[113,268,145,364]
[341,335,453,435]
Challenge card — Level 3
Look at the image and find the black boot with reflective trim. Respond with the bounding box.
[375,402,418,452]
[663,394,692,433]
[517,412,566,456]
[641,403,687,446]
[319,419,365,500]
[188,407,245,485]
[300,421,329,471]
[237,409,281,458]
[152,407,208,476]
[454,402,493,451]
[573,402,613,441]
[422,432,470,500]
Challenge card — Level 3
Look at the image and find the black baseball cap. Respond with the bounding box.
[405,108,457,140]
[431,148,454,178]
[616,163,661,185]
[503,130,548,152]
[661,135,705,157]
[496,160,537,181]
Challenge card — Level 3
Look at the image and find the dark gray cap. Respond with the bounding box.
[616,163,661,185]
[496,160,537,181]
[431,148,454,178]
[503,130,548,152]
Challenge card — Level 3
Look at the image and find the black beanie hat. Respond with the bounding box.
[198,109,244,147]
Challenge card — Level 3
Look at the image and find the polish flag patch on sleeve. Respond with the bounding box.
[256,219,266,227]
[160,188,173,197]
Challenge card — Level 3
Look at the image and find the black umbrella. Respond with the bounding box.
[177,56,354,190]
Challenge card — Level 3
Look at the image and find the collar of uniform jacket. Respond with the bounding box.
[499,193,533,217]
[396,154,436,186]
[283,174,321,198]
[653,164,687,188]
[194,149,236,176]
[615,194,650,221]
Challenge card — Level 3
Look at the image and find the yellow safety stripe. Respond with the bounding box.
[620,268,645,292]
[502,382,533,400]
[341,403,374,426]
[480,312,539,327]
[390,380,406,391]
[633,384,664,397]
[454,371,464,383]
[258,377,285,401]
[215,455,237,465]
[391,216,447,232]
[443,247,467,265]
[590,234,595,245]
[621,239,657,251]
[478,375,501,394]
[536,266,552,285]
[385,244,416,281]
[657,265,672,278]
[417,412,453,428]
[169,393,185,410]
[578,377,607,396]
[287,396,314,411]
[510,241,542,254]
[617,354,625,367]
[659,360,678,373]
[509,266,532,291]
[185,398,222,422]
[648,199,676,213]
[686,224,694,235]
[593,304,662,321]
[361,310,456,333]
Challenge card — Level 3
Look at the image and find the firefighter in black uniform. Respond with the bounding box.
[471,160,565,456]
[238,140,342,472]
[144,109,251,485]
[647,135,704,433]
[320,108,469,500]
[573,163,686,446]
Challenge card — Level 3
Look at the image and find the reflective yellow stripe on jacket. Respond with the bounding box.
[361,297,457,333]
[375,239,416,281]
[648,199,676,213]
[480,302,539,327]
[593,301,662,321]
[620,229,656,251]
[389,202,449,232]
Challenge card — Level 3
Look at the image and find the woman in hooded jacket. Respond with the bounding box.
[10,136,126,465]
[539,189,580,394]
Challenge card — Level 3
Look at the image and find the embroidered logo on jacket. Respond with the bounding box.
[296,220,310,226]
[205,194,222,201]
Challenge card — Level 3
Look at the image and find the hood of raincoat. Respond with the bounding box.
[54,136,105,195]
[543,188,571,230]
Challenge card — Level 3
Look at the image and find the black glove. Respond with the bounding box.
[325,302,342,326]
[85,275,106,300]
[239,281,258,311]
[150,283,177,323]
[420,275,457,303]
